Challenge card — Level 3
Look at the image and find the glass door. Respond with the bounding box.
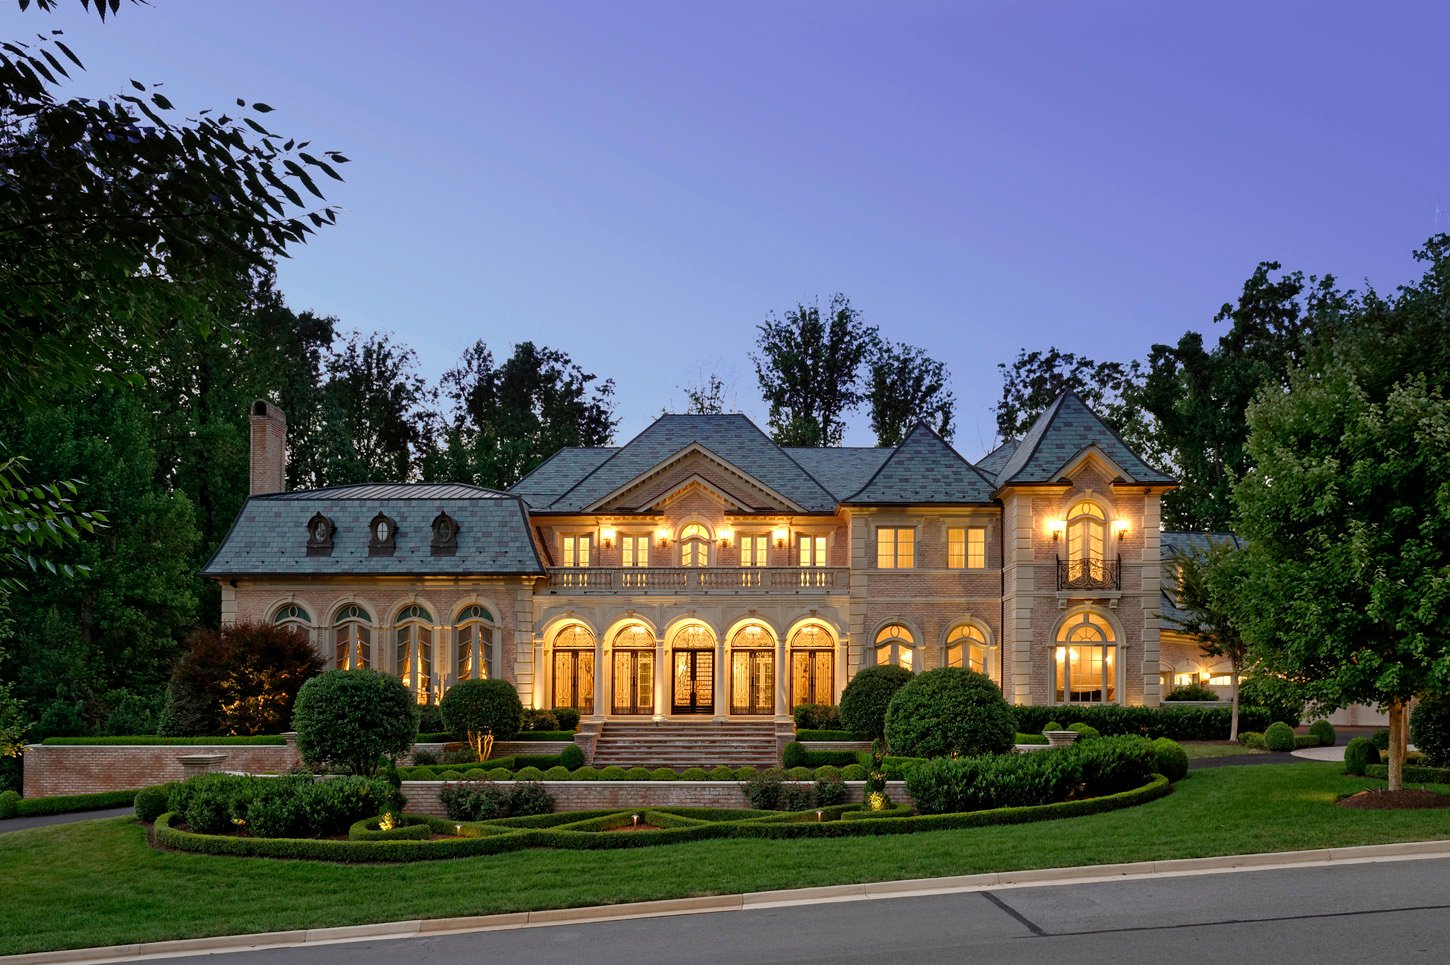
[671,650,714,714]
[611,650,654,715]
[553,649,595,715]
[730,649,774,715]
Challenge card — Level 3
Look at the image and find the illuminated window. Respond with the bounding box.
[679,523,711,567]
[1053,611,1117,704]
[394,605,433,702]
[333,605,371,670]
[876,528,915,569]
[945,624,991,675]
[797,535,827,567]
[872,624,915,669]
[620,535,649,567]
[455,604,494,682]
[739,534,769,567]
[946,528,986,569]
[562,535,592,567]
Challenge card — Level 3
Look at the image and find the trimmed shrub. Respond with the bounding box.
[559,744,586,771]
[1343,737,1380,776]
[542,766,570,780]
[600,766,627,780]
[292,670,418,776]
[884,668,1016,759]
[793,703,842,730]
[782,741,808,768]
[1151,738,1189,782]
[1067,722,1101,741]
[708,765,735,781]
[553,707,582,731]
[0,789,18,818]
[1411,697,1450,767]
[840,764,867,781]
[513,766,545,781]
[680,767,708,781]
[650,767,678,781]
[133,784,173,822]
[1264,721,1295,752]
[623,767,651,781]
[1309,719,1336,748]
[1164,682,1219,702]
[840,665,915,740]
[440,679,524,756]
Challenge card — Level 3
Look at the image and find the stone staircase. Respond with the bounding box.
[589,721,784,769]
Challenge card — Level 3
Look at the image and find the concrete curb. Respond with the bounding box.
[8,839,1450,964]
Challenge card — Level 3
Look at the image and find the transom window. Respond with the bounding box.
[394,606,434,702]
[620,535,649,567]
[872,623,915,669]
[1054,611,1116,704]
[562,535,592,567]
[679,523,711,567]
[948,528,987,569]
[333,605,371,670]
[945,624,991,675]
[797,535,827,567]
[739,534,769,567]
[876,527,915,569]
[455,605,494,682]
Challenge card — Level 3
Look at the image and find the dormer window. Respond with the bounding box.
[431,511,459,556]
[369,513,397,556]
[305,513,334,556]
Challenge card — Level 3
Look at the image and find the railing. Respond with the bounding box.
[546,566,849,594]
[1056,556,1121,591]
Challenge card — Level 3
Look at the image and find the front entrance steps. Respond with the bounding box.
[588,720,786,769]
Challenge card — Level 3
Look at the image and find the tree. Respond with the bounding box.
[319,333,435,484]
[752,294,878,446]
[866,339,955,447]
[429,340,616,489]
[994,348,1159,464]
[1235,367,1450,791]
[162,622,325,736]
[1165,540,1250,740]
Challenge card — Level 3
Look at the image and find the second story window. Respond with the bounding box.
[876,527,915,569]
[562,535,592,567]
[798,534,827,567]
[739,534,769,567]
[679,523,710,567]
[948,527,987,569]
[621,535,649,567]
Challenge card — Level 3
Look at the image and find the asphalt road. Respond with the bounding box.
[158,856,1450,965]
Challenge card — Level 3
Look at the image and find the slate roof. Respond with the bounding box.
[538,414,839,513]
[843,423,997,505]
[975,439,1019,477]
[1158,531,1242,630]
[994,391,1176,486]
[783,447,893,500]
[203,483,544,577]
[510,448,618,510]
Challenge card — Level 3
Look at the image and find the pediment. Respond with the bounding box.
[585,444,803,513]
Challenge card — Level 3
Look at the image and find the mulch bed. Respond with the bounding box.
[1336,789,1450,810]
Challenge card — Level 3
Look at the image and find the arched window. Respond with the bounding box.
[333,605,371,670]
[872,624,915,670]
[945,624,991,675]
[394,605,433,702]
[455,605,494,683]
[679,523,711,567]
[275,604,311,634]
[789,625,833,708]
[1054,611,1116,704]
[553,624,595,715]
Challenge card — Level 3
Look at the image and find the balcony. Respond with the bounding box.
[1056,556,1121,592]
[546,566,850,594]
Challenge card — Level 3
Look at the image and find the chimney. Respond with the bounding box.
[249,400,287,495]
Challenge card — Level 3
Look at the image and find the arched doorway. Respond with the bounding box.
[610,624,655,716]
[552,624,595,715]
[789,624,835,707]
[670,624,715,715]
[729,624,774,716]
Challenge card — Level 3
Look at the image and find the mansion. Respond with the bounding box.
[206,394,1227,726]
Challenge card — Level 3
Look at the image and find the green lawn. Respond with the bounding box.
[1182,741,1269,758]
[2,763,1445,957]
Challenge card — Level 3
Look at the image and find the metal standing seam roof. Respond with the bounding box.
[202,483,545,577]
[510,448,619,509]
[1158,531,1243,630]
[993,391,1176,486]
[842,422,997,505]
[538,414,839,513]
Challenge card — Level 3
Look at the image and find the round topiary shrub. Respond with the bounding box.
[1263,720,1295,752]
[292,669,419,776]
[650,767,678,781]
[1410,697,1450,767]
[439,679,523,758]
[599,766,627,780]
[623,767,651,781]
[882,668,1016,759]
[1308,719,1335,747]
[680,767,708,781]
[840,664,915,740]
[513,766,545,781]
[1151,738,1189,782]
[708,765,735,781]
[133,784,172,822]
[1343,736,1380,776]
[1067,722,1101,741]
[840,763,867,781]
[559,743,586,771]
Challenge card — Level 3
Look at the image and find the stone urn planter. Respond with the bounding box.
[1043,730,1080,748]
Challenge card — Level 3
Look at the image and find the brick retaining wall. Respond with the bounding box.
[22,744,301,797]
[401,780,911,815]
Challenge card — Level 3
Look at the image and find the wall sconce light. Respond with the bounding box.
[773,527,788,549]
[1047,519,1066,542]
[655,528,671,548]
[717,527,733,548]
[600,527,616,549]
[1113,519,1130,540]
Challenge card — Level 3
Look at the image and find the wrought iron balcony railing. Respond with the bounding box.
[546,566,849,594]
[1056,556,1121,591]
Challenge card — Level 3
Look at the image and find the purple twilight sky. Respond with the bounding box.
[13,1,1450,456]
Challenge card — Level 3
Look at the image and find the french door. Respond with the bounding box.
[672,649,714,714]
[553,649,595,715]
[612,650,654,715]
[730,649,774,716]
[790,650,834,708]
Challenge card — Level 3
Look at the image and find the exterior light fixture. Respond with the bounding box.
[1048,519,1066,542]
[600,527,616,548]
[773,527,788,548]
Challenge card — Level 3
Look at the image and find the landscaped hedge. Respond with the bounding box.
[1011,704,1271,740]
[1364,763,1450,785]
[39,736,287,746]
[0,788,140,818]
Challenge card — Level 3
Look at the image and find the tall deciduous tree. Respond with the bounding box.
[753,294,878,447]
[1165,540,1250,740]
[867,340,956,447]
